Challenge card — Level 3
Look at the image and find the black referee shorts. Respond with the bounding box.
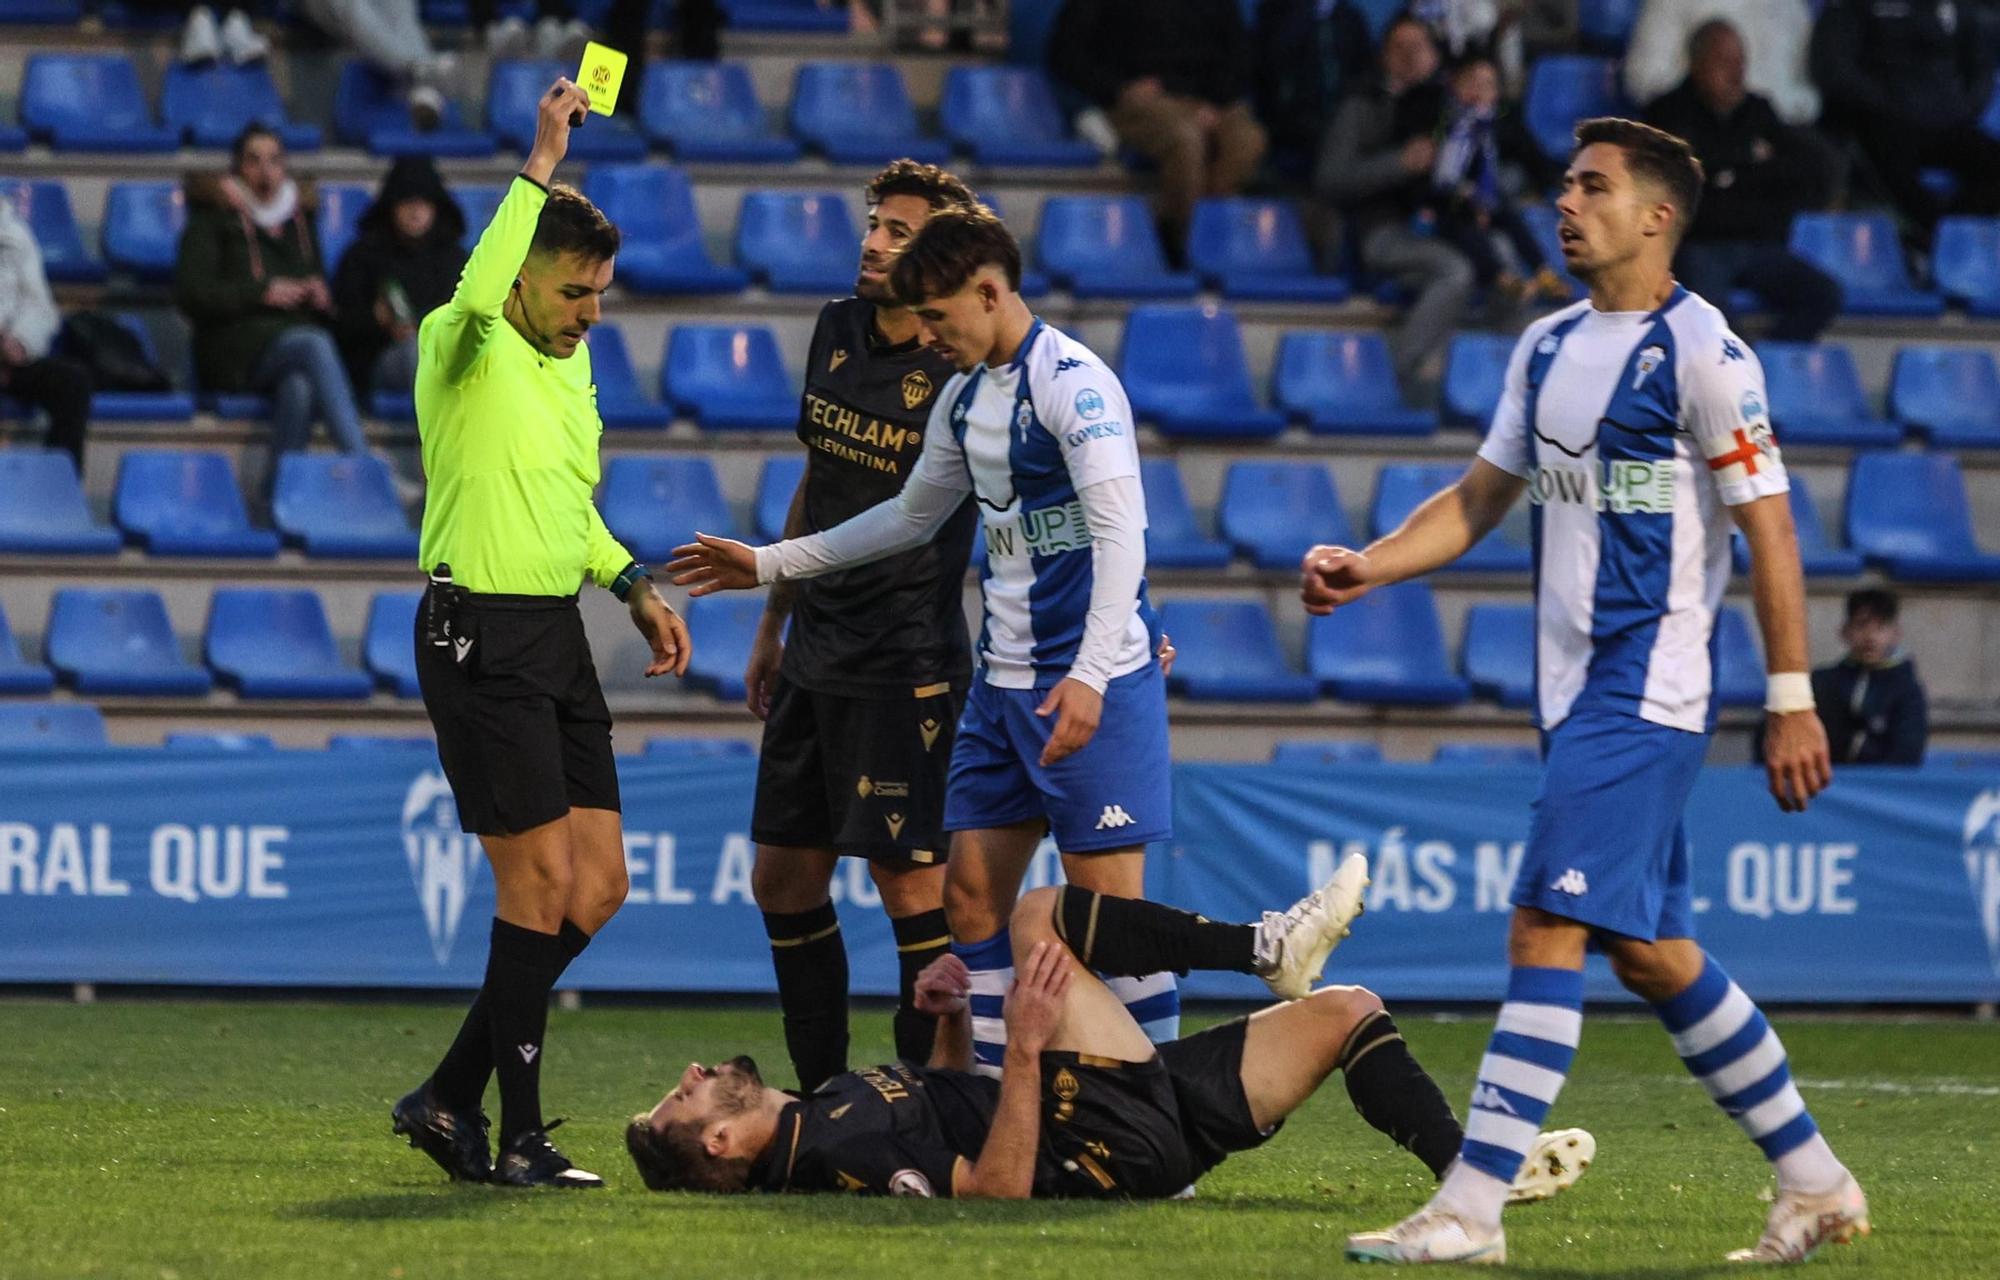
[751,676,962,864]
[415,587,620,837]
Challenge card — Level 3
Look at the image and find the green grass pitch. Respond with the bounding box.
[1,1000,1996,1278]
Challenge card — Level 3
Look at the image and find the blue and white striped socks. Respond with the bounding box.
[1104,971,1180,1044]
[1440,966,1584,1226]
[1654,954,1846,1194]
[954,931,1013,1079]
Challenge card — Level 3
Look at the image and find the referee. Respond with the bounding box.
[390,78,691,1190]
[745,161,979,1092]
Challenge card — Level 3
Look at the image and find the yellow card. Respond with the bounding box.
[578,41,627,117]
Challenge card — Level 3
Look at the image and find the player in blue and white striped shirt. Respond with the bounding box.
[1314,120,1867,1267]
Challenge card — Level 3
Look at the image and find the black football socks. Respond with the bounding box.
[763,901,849,1093]
[1339,1008,1464,1178]
[1054,885,1257,976]
[484,918,565,1143]
[890,907,951,1064]
[428,918,591,1113]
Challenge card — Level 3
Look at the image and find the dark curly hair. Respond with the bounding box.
[530,181,620,262]
[887,203,1021,304]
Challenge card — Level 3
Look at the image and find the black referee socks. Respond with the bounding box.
[427,919,592,1113]
[890,908,951,1065]
[763,902,848,1094]
[485,918,565,1143]
[1054,886,1257,976]
[1338,1009,1464,1178]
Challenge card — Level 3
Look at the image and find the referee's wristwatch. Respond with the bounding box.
[612,560,654,602]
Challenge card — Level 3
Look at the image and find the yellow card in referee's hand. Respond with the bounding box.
[578,41,627,116]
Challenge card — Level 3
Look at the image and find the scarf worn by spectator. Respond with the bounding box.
[1432,102,1501,213]
[220,175,314,280]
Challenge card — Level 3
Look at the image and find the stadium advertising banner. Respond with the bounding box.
[0,751,1995,1002]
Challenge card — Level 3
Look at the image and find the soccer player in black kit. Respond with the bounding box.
[745,160,981,1091]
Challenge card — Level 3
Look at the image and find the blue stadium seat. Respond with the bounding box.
[1038,196,1198,298]
[1845,452,2000,581]
[161,63,321,150]
[1270,739,1384,766]
[972,192,1052,297]
[332,62,495,157]
[1928,749,2000,770]
[1186,198,1350,302]
[1523,55,1626,163]
[1888,345,2000,448]
[728,0,851,32]
[1274,332,1438,436]
[363,591,422,697]
[0,449,120,555]
[1733,480,1865,578]
[582,165,747,295]
[1433,742,1538,767]
[1755,342,1903,447]
[489,59,647,160]
[1157,600,1317,702]
[1373,464,1531,571]
[451,184,505,253]
[940,66,1097,167]
[0,703,106,749]
[1576,0,1642,50]
[1441,333,1515,430]
[600,457,736,562]
[272,453,418,558]
[22,54,178,151]
[102,181,185,282]
[0,124,21,153]
[0,180,105,282]
[1712,606,1764,708]
[684,594,767,701]
[1120,306,1286,438]
[1460,603,1534,708]
[0,0,83,23]
[1933,217,2000,316]
[1515,205,1587,299]
[328,734,434,751]
[48,589,213,695]
[0,601,55,695]
[81,314,196,421]
[114,451,280,558]
[788,63,948,165]
[1218,461,1352,570]
[1308,581,1470,705]
[645,736,757,758]
[1788,213,1943,317]
[662,325,797,430]
[316,183,371,274]
[755,455,806,542]
[1140,458,1232,569]
[205,589,373,699]
[735,191,860,295]
[639,61,801,163]
[582,325,671,428]
[165,728,276,752]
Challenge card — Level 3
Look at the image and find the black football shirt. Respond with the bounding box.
[753,1063,998,1198]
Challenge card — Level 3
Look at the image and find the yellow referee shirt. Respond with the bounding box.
[415,175,631,596]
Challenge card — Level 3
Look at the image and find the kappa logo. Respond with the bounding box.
[1094,804,1135,831]
[1550,868,1590,896]
[1471,1083,1518,1115]
[1053,357,1087,375]
[901,369,934,410]
[1961,789,2000,977]
[1720,337,1745,363]
[1631,344,1667,390]
[401,771,481,965]
[518,1043,539,1064]
[830,349,849,372]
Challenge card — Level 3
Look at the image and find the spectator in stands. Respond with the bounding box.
[1625,0,1820,126]
[1315,15,1470,382]
[1758,590,1927,765]
[155,2,271,66]
[299,0,457,129]
[1408,0,1526,96]
[333,158,467,396]
[176,125,368,488]
[1049,0,1267,258]
[1251,0,1377,183]
[1812,0,2000,232]
[1645,19,1843,341]
[477,0,593,59]
[0,199,93,476]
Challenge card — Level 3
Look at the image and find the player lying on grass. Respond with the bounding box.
[625,859,1595,1201]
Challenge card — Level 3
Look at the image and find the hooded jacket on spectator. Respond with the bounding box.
[331,157,467,389]
[1049,0,1254,108]
[0,199,62,360]
[173,172,326,393]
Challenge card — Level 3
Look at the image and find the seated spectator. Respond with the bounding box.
[1812,0,2000,232]
[1645,19,1842,341]
[1251,0,1377,182]
[298,0,457,129]
[1758,590,1927,765]
[333,158,466,396]
[476,0,593,59]
[175,125,367,490]
[1625,0,1819,126]
[152,2,271,66]
[1421,53,1569,307]
[1408,0,1526,96]
[1050,0,1267,256]
[1315,15,1470,382]
[0,198,93,475]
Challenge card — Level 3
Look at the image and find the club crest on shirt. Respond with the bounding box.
[1537,332,1562,356]
[902,369,934,410]
[1074,388,1106,420]
[1631,344,1667,390]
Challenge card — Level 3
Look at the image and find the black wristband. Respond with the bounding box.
[611,561,652,602]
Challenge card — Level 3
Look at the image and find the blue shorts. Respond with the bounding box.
[944,664,1173,854]
[1511,710,1710,942]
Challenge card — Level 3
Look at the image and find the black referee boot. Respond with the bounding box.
[493,1120,604,1189]
[391,1083,494,1182]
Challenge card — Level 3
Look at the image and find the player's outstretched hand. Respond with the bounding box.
[666,533,760,597]
[525,78,591,179]
[1035,677,1102,767]
[1155,631,1176,678]
[1004,942,1071,1056]
[1300,545,1374,616]
[1764,708,1832,813]
[913,953,972,1017]
[630,583,691,678]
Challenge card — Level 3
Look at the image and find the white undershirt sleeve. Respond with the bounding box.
[1064,473,1148,694]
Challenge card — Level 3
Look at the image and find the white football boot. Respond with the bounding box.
[1346,1205,1506,1266]
[1726,1172,1870,1264]
[1506,1128,1596,1205]
[1254,851,1369,1000]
